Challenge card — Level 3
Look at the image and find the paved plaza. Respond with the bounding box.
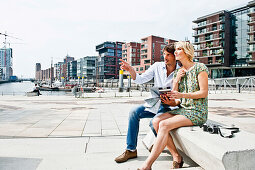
[0,92,254,169]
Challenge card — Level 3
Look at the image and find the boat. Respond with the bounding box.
[39,86,59,91]
[58,87,72,92]
[39,85,72,92]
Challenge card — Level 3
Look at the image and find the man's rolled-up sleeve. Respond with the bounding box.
[133,64,156,84]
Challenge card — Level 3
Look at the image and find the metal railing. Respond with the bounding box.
[209,76,255,94]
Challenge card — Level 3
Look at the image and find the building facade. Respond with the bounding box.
[96,41,123,80]
[67,60,77,80]
[35,63,41,80]
[122,35,177,75]
[193,1,255,78]
[63,55,74,81]
[54,62,64,81]
[122,42,141,67]
[35,64,54,82]
[0,48,13,80]
[77,56,97,80]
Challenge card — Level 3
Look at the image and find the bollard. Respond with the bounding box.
[126,76,131,92]
[237,83,241,93]
[118,70,124,92]
[78,77,80,86]
[61,77,65,87]
[82,77,84,87]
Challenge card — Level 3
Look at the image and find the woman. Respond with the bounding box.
[138,41,209,170]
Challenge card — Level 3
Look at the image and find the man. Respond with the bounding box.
[33,83,41,96]
[115,44,180,163]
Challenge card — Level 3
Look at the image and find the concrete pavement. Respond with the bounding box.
[0,92,254,169]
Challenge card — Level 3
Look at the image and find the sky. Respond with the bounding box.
[0,0,251,78]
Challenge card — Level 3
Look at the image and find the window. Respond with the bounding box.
[144,60,151,64]
[140,67,144,71]
[145,65,150,70]
[108,49,114,53]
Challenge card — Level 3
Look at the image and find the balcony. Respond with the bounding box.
[141,55,147,59]
[141,49,148,54]
[141,44,148,49]
[195,36,223,44]
[248,9,255,16]
[248,49,255,53]
[195,51,223,58]
[248,19,255,25]
[141,53,148,56]
[193,26,225,37]
[144,59,151,64]
[205,62,223,67]
[247,40,255,44]
[194,45,223,51]
[141,39,148,44]
[247,29,255,34]
[192,20,224,30]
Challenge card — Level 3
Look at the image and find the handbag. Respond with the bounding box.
[202,123,239,138]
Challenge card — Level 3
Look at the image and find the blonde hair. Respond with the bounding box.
[175,41,194,62]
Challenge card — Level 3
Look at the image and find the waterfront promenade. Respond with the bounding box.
[0,92,255,170]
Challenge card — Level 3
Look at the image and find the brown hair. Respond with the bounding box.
[163,43,175,55]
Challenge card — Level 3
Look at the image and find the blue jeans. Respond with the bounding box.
[126,104,171,150]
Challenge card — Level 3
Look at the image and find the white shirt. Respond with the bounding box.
[133,62,179,89]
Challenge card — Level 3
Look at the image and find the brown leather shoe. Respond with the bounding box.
[115,150,137,163]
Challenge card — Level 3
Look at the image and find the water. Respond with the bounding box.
[0,81,70,96]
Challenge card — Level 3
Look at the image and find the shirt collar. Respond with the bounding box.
[163,63,180,70]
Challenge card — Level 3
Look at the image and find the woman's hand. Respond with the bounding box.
[167,91,183,99]
[160,94,177,106]
[176,68,186,81]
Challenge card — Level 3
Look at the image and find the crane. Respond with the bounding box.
[0,32,22,80]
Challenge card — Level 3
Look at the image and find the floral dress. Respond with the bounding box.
[168,63,209,126]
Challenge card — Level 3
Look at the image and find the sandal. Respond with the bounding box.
[172,157,184,169]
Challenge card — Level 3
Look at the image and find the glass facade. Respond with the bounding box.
[96,41,123,80]
[193,2,255,78]
[231,8,249,66]
[0,48,13,80]
[77,56,97,80]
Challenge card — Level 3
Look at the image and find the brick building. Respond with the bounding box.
[193,1,255,78]
[122,35,177,75]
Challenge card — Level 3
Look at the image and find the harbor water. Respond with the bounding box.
[0,81,70,96]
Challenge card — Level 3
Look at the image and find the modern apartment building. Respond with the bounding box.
[35,64,54,81]
[122,42,141,67]
[35,63,41,80]
[0,48,13,80]
[122,35,177,74]
[193,0,255,78]
[67,60,77,80]
[63,55,74,80]
[54,62,64,81]
[96,41,123,80]
[53,55,74,81]
[77,56,97,80]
